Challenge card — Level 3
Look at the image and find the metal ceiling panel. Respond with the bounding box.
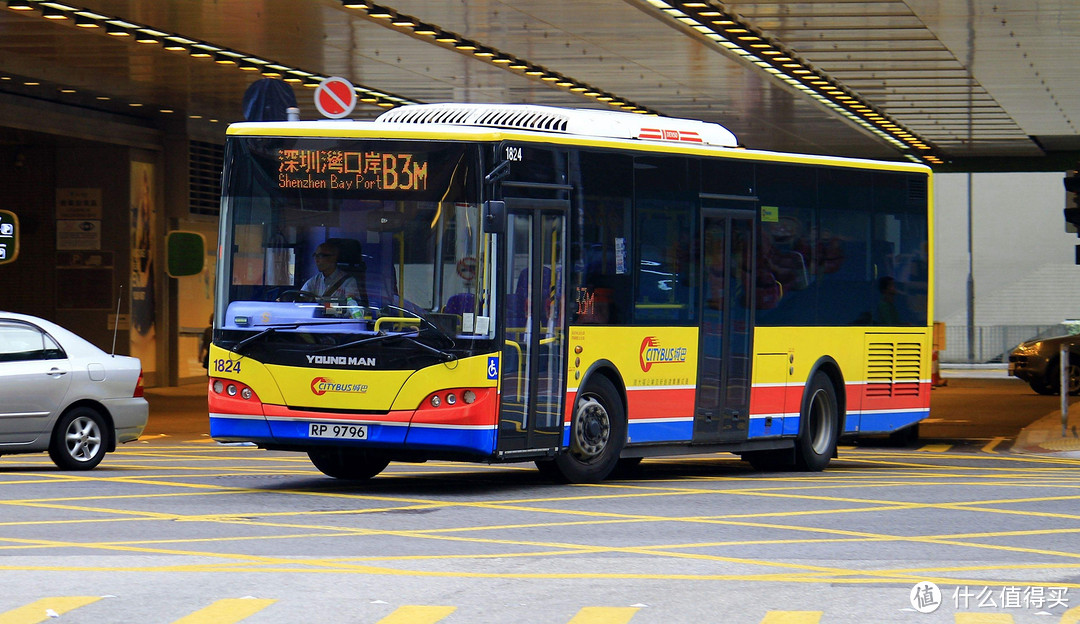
[1,0,1077,163]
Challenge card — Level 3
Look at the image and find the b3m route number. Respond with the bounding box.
[309,423,368,440]
[213,359,241,373]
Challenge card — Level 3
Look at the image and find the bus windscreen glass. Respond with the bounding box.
[215,138,493,369]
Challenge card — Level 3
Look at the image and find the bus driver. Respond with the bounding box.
[303,240,361,301]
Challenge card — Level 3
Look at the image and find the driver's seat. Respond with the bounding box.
[327,237,367,305]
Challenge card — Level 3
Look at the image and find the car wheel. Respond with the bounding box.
[307,448,389,480]
[1045,358,1080,396]
[550,376,626,483]
[48,407,108,470]
[1029,379,1055,395]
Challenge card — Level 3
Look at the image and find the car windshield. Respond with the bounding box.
[215,136,495,367]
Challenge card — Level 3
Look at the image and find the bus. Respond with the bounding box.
[208,103,932,483]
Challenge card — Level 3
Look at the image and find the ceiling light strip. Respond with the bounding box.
[5,0,418,113]
[647,0,942,164]
[343,1,656,115]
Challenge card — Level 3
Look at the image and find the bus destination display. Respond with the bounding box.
[278,149,428,191]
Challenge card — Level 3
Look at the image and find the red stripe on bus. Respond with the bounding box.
[626,386,695,419]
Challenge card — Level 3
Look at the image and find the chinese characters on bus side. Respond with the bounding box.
[277,149,428,191]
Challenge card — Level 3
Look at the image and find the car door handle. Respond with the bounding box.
[45,368,67,376]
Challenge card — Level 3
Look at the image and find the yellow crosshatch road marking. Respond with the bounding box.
[758,611,822,624]
[375,605,456,623]
[566,606,640,624]
[0,597,100,624]
[918,444,952,452]
[1059,605,1080,623]
[954,613,1014,623]
[170,598,276,624]
[3,445,1080,591]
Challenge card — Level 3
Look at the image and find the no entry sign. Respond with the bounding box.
[314,77,357,119]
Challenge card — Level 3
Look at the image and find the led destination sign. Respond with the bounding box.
[278,149,428,191]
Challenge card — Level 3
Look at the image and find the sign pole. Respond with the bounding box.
[1062,344,1069,437]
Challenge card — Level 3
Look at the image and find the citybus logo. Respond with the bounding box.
[310,377,369,396]
[639,336,688,372]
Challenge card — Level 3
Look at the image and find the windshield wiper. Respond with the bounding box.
[232,326,279,355]
[313,331,456,362]
[311,331,401,353]
[231,320,367,355]
[381,305,457,346]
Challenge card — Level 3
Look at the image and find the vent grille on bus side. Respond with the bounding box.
[377,105,569,133]
[866,341,923,398]
[190,140,224,217]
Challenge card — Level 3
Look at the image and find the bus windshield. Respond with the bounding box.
[215,136,493,368]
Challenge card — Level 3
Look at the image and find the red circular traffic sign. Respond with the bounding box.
[314,77,357,119]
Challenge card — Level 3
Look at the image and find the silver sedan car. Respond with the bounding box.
[0,311,148,469]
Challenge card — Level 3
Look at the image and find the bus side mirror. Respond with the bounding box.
[166,231,206,277]
[483,200,505,234]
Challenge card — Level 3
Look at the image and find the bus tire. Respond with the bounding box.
[308,447,389,480]
[551,376,626,483]
[794,371,839,472]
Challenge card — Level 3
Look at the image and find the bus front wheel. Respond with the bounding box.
[550,376,626,484]
[793,371,839,472]
[308,447,390,480]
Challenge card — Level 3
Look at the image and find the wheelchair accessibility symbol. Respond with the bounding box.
[487,356,499,380]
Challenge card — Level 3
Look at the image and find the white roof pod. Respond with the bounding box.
[375,103,739,148]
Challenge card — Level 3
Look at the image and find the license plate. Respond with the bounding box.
[308,422,368,439]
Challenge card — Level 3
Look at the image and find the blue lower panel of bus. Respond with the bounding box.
[747,416,786,439]
[854,409,928,434]
[404,426,495,455]
[210,415,272,440]
[269,419,408,445]
[621,418,694,445]
[210,415,494,455]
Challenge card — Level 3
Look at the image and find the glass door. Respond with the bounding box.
[694,203,756,444]
[497,199,568,452]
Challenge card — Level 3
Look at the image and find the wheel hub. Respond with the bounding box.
[572,396,610,460]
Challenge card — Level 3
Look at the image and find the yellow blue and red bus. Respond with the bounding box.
[208,103,932,483]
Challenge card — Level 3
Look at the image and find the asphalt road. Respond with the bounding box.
[2,443,1080,623]
[922,376,1061,440]
[2,377,1078,623]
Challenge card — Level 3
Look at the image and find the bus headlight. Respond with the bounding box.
[431,395,442,408]
[463,390,476,404]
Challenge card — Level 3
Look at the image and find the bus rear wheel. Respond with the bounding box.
[794,371,839,471]
[549,376,625,484]
[308,447,390,480]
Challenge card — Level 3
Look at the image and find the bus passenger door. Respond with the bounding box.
[497,199,568,454]
[694,204,756,444]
